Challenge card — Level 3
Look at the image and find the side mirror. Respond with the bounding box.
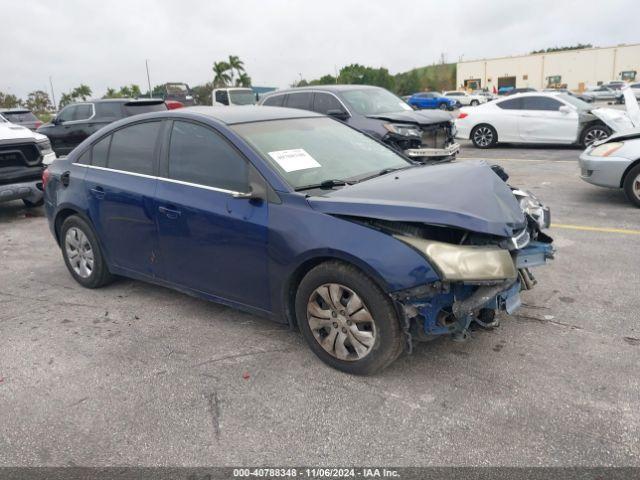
[51,115,60,125]
[327,109,350,121]
[559,106,571,114]
[231,180,266,202]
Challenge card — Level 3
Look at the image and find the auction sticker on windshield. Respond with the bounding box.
[268,148,321,172]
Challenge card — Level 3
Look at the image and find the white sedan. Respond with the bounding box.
[455,91,638,148]
[442,91,487,107]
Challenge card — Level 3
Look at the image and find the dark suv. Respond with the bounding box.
[260,85,459,162]
[37,99,167,156]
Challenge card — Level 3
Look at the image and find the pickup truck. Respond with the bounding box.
[1,116,56,207]
[212,87,257,106]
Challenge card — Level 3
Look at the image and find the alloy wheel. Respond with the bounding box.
[584,128,609,146]
[473,127,494,147]
[65,227,94,278]
[633,173,640,201]
[306,283,376,361]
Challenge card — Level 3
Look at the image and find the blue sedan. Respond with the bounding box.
[407,92,458,111]
[43,106,553,374]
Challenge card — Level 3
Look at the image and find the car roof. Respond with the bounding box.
[178,106,323,125]
[265,84,383,96]
[0,108,31,113]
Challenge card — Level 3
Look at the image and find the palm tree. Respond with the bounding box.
[213,61,232,87]
[103,88,118,99]
[235,72,251,87]
[227,55,244,85]
[72,84,92,101]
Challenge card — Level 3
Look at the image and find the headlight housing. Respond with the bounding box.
[383,123,422,138]
[395,235,517,282]
[512,189,550,230]
[589,142,624,157]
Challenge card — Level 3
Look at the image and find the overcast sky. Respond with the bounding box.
[1,0,638,101]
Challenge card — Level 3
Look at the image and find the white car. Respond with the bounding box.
[455,90,639,148]
[212,87,256,106]
[579,88,640,207]
[581,86,622,102]
[0,116,56,207]
[442,91,487,107]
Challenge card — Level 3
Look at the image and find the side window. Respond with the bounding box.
[168,121,248,192]
[286,92,313,110]
[107,122,161,175]
[74,104,93,121]
[95,102,123,120]
[215,90,229,105]
[521,96,562,111]
[57,106,76,123]
[76,149,91,165]
[496,98,522,110]
[313,93,344,114]
[262,95,284,107]
[92,135,111,167]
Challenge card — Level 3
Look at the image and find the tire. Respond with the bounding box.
[439,103,448,110]
[60,215,114,288]
[471,124,498,148]
[470,99,479,106]
[581,124,611,147]
[623,163,640,208]
[295,261,403,375]
[22,198,44,208]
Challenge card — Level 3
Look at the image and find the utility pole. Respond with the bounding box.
[49,76,57,111]
[146,59,152,98]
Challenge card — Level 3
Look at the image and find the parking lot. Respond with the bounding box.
[0,140,638,467]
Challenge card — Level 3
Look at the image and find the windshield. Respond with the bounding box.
[2,111,38,122]
[229,91,256,105]
[232,117,410,190]
[557,94,591,111]
[341,88,412,116]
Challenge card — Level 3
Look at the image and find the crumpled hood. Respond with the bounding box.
[367,109,453,126]
[307,160,526,238]
[590,86,640,133]
[0,122,44,141]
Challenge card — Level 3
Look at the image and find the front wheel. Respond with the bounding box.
[623,163,640,208]
[439,103,449,110]
[471,124,498,148]
[470,99,479,106]
[60,215,114,288]
[581,124,611,147]
[295,261,403,375]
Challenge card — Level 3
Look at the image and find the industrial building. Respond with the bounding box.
[456,43,640,92]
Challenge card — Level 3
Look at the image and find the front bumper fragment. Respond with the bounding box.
[404,142,460,158]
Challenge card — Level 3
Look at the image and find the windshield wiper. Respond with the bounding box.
[355,165,416,183]
[294,179,354,191]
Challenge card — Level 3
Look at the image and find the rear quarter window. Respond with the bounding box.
[107,122,162,175]
[262,95,285,107]
[497,98,523,110]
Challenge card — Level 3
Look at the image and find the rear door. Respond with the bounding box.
[154,120,270,310]
[517,96,578,143]
[491,97,523,142]
[285,92,314,112]
[84,121,163,276]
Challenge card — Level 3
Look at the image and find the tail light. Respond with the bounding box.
[165,100,184,110]
[42,168,51,190]
[458,112,468,119]
[34,121,42,129]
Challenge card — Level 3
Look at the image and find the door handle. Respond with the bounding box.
[89,186,105,199]
[158,205,181,219]
[61,171,70,187]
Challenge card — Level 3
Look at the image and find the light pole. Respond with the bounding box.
[49,76,57,111]
[146,60,152,98]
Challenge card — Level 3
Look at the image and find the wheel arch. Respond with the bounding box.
[620,158,640,188]
[53,206,89,246]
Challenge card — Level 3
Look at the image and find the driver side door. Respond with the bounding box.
[517,96,578,144]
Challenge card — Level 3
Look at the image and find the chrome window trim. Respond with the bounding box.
[75,163,242,195]
[60,103,96,125]
[262,90,352,116]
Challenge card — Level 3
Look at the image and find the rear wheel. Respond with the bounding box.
[60,215,114,288]
[295,261,403,375]
[581,124,611,147]
[623,163,640,208]
[471,124,498,148]
[439,103,449,110]
[470,99,479,106]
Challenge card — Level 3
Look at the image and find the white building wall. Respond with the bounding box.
[456,44,640,92]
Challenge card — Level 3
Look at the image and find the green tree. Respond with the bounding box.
[310,74,336,85]
[0,92,22,108]
[128,84,142,98]
[213,61,231,87]
[103,87,120,98]
[59,92,75,109]
[71,84,92,101]
[394,70,420,95]
[235,72,251,87]
[25,90,52,113]
[227,55,245,85]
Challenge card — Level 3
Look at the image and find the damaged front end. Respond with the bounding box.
[358,188,553,347]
